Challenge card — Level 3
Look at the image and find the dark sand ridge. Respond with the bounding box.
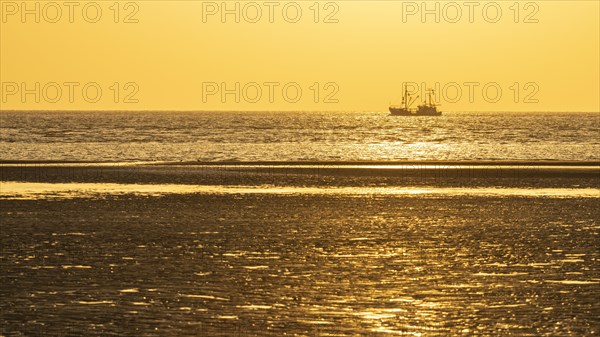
[1,161,599,188]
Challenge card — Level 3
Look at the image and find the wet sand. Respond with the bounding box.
[1,162,599,336]
[2,194,599,336]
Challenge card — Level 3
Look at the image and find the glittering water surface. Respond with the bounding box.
[1,111,598,161]
[1,194,599,336]
[1,182,599,200]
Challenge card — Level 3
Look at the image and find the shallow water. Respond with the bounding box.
[1,194,599,336]
[1,181,599,200]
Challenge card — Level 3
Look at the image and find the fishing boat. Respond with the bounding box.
[389,85,442,116]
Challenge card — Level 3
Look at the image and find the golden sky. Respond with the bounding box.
[1,0,598,112]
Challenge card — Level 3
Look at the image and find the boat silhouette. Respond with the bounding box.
[389,85,442,116]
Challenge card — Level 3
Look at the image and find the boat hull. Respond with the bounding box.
[389,107,442,116]
[389,107,412,116]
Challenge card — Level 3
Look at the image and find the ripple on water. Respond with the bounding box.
[545,280,599,285]
[74,301,115,306]
[179,294,229,301]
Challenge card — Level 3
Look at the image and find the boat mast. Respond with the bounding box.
[427,89,435,107]
[402,84,407,110]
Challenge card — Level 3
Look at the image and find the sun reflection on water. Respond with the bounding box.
[1,182,598,199]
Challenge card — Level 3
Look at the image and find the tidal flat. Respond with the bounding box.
[1,190,598,336]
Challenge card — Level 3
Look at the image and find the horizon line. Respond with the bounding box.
[2,109,599,114]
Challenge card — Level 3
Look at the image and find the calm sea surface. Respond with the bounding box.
[1,111,598,162]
